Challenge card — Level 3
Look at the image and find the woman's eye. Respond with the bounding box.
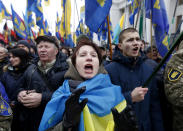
[80,54,86,57]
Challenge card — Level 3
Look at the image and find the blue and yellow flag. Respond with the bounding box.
[11,5,28,39]
[76,19,85,37]
[27,0,45,35]
[60,0,74,47]
[86,26,93,40]
[129,0,140,25]
[39,74,126,131]
[0,82,12,116]
[146,0,169,57]
[97,18,113,41]
[0,1,11,22]
[25,0,36,39]
[85,0,112,33]
[113,14,125,44]
[55,12,61,39]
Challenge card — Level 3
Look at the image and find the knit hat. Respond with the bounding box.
[17,40,31,50]
[35,35,59,49]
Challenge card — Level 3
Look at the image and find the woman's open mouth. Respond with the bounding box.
[84,64,93,73]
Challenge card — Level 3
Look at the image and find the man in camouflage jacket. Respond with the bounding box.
[164,41,183,131]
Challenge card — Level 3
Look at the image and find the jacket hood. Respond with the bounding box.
[112,46,144,68]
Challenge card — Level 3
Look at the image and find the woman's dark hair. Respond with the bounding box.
[71,40,102,66]
[9,48,30,67]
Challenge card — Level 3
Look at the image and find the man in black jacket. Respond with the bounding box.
[16,35,69,131]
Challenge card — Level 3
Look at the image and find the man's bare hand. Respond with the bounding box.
[131,87,148,102]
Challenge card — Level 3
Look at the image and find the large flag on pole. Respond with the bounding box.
[146,0,169,57]
[112,14,125,44]
[85,0,112,33]
[55,12,61,39]
[11,5,28,39]
[60,0,74,47]
[129,0,140,25]
[25,0,36,39]
[0,1,11,22]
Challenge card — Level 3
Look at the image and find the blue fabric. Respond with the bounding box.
[39,74,125,131]
[0,1,11,20]
[145,0,169,57]
[1,70,24,101]
[105,47,164,131]
[11,5,28,39]
[0,82,9,104]
[85,0,112,33]
[129,0,139,25]
[0,81,11,116]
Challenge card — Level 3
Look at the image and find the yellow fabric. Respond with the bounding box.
[60,0,71,38]
[83,100,126,131]
[119,14,125,29]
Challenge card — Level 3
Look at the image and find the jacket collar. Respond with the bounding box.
[112,46,143,68]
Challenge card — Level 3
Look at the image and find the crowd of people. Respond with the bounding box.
[0,27,181,131]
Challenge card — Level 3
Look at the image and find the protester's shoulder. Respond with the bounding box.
[57,51,68,62]
[105,61,120,70]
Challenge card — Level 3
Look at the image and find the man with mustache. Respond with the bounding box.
[105,28,164,131]
[16,35,69,131]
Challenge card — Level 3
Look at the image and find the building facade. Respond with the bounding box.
[110,0,183,44]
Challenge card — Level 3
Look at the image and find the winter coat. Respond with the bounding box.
[39,63,126,131]
[15,52,69,131]
[105,47,164,131]
[1,64,29,102]
[0,57,9,78]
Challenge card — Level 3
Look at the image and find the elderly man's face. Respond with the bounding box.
[0,47,7,60]
[37,41,58,63]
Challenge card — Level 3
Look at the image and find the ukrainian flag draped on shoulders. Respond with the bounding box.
[85,0,112,33]
[39,74,126,131]
[145,0,169,57]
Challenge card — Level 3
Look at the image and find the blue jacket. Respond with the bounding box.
[105,47,164,131]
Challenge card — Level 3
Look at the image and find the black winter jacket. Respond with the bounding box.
[15,52,69,131]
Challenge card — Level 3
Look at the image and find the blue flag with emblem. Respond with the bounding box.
[145,0,169,57]
[85,0,112,33]
[25,0,36,40]
[129,0,140,25]
[55,12,61,39]
[27,0,45,36]
[11,5,28,39]
[0,1,11,22]
[39,74,126,131]
[0,82,12,116]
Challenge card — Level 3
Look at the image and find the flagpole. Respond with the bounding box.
[143,31,183,87]
[107,15,112,60]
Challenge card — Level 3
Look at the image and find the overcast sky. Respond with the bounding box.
[0,0,84,34]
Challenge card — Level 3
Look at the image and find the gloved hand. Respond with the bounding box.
[63,86,88,129]
[111,105,138,131]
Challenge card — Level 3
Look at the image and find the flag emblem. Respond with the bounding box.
[97,0,106,7]
[168,68,183,82]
